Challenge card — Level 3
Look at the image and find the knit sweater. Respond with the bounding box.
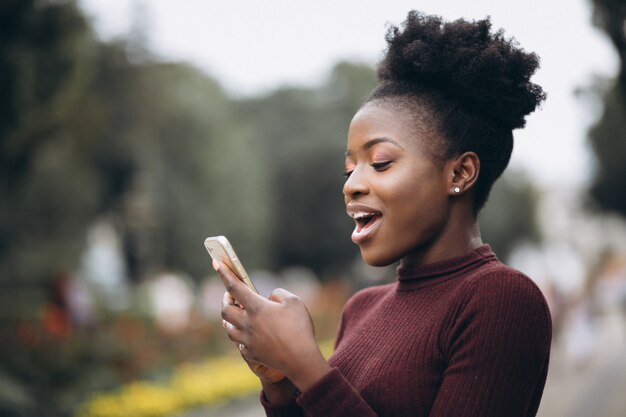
[262,245,552,417]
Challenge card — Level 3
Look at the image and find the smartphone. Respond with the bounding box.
[204,235,258,293]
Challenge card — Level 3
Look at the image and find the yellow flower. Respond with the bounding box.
[77,340,334,417]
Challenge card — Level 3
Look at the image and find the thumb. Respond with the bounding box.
[268,288,298,305]
[269,288,314,334]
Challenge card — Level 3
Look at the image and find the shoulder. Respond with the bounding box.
[449,262,552,340]
[442,262,552,357]
[462,263,549,311]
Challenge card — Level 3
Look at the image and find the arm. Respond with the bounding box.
[260,378,303,417]
[430,272,552,417]
[289,291,379,417]
[260,368,379,417]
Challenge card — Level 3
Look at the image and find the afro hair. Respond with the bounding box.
[367,11,546,210]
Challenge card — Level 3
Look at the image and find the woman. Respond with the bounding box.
[215,11,552,417]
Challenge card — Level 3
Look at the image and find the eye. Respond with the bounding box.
[370,161,392,171]
[343,162,355,178]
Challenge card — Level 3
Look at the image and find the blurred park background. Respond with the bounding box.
[2,0,626,416]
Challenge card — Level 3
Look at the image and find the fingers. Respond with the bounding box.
[224,321,245,345]
[237,343,255,364]
[213,259,261,309]
[222,291,236,309]
[221,291,256,351]
[269,288,315,334]
[225,320,247,355]
[222,291,245,328]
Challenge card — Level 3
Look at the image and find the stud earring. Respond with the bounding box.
[453,187,461,193]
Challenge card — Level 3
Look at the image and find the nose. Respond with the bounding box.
[342,166,369,199]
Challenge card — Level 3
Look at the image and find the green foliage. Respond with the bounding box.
[480,171,541,261]
[233,63,377,275]
[0,0,272,285]
[589,86,626,214]
[588,0,626,216]
[128,63,273,278]
[0,0,99,289]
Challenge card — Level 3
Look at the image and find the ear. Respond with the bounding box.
[445,152,480,196]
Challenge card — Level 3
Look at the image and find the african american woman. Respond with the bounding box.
[214,10,552,417]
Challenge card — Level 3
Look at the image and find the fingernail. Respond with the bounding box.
[212,259,220,271]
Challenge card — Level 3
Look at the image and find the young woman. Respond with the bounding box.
[215,11,552,417]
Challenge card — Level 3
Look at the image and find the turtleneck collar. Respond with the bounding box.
[395,244,497,291]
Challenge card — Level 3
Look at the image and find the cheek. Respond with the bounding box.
[386,166,444,214]
[384,168,448,235]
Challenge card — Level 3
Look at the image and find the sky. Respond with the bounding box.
[79,0,618,189]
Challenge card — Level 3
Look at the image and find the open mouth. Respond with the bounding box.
[354,212,382,233]
[346,204,383,244]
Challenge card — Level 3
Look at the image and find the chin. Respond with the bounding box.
[360,247,400,267]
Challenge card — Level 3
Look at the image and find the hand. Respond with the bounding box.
[222,296,286,385]
[214,259,332,392]
[234,335,297,405]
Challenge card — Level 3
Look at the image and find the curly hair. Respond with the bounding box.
[366,11,546,211]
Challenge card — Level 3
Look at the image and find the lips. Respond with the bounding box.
[346,203,383,244]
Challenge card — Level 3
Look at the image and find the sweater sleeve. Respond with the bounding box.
[260,390,304,417]
[293,289,381,417]
[296,367,378,415]
[430,271,552,417]
[261,368,379,417]
[261,289,381,417]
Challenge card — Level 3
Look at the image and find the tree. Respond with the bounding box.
[588,0,626,215]
[0,0,264,287]
[480,170,541,261]
[124,62,273,279]
[233,62,377,276]
[0,0,101,292]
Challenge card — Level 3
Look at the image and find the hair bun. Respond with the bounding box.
[378,11,546,130]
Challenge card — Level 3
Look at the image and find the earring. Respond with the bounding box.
[453,187,461,193]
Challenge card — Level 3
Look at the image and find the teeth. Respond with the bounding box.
[353,212,374,220]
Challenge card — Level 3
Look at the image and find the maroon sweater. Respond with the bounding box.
[262,245,552,417]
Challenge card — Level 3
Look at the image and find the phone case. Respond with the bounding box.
[204,236,258,293]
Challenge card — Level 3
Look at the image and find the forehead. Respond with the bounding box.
[347,101,426,154]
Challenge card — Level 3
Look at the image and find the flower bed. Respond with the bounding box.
[77,340,334,417]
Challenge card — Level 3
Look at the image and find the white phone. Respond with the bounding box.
[204,235,258,293]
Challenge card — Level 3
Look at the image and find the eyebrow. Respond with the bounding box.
[345,137,405,156]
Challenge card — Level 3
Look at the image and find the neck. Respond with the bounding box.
[400,206,483,269]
